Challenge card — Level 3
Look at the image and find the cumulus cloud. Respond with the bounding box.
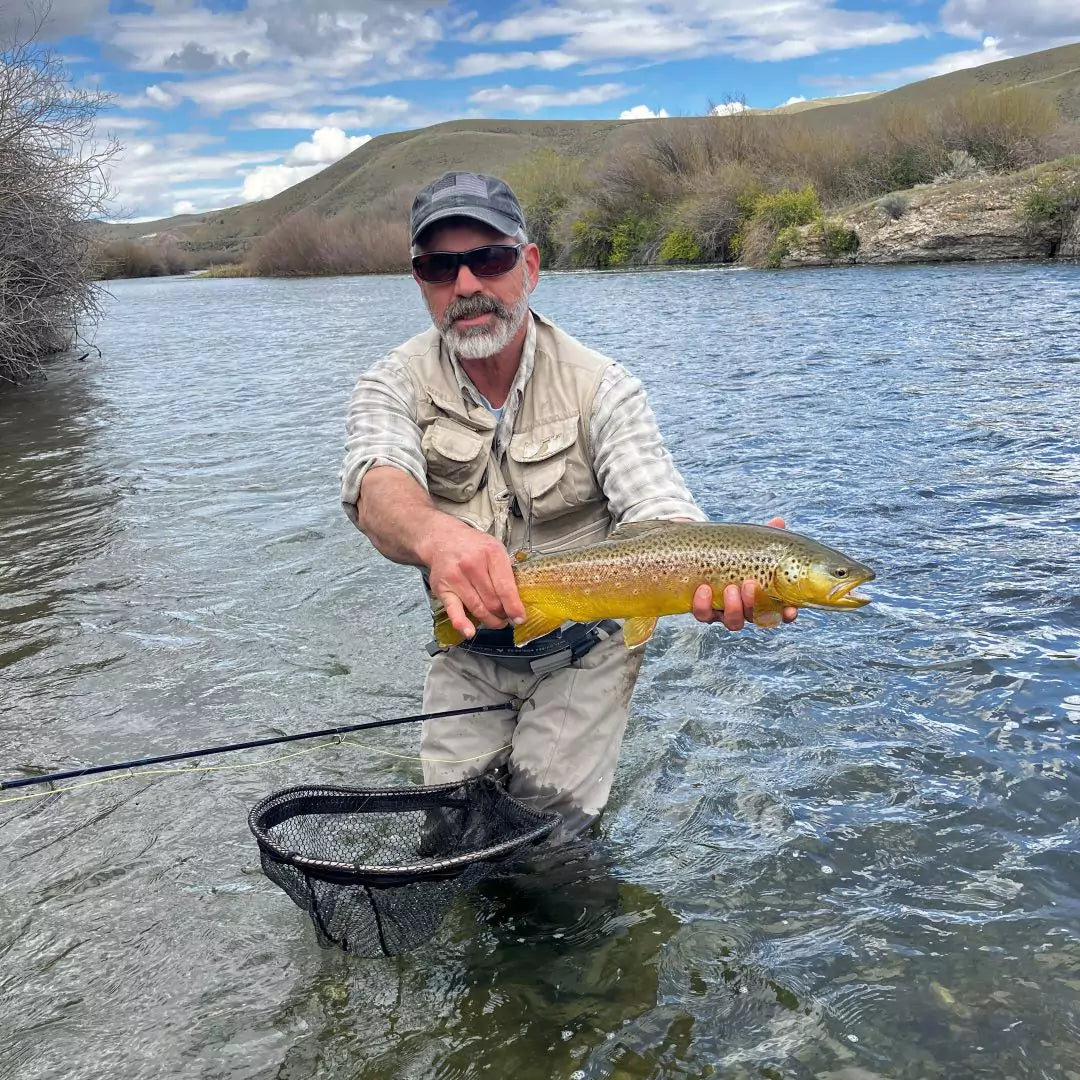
[780,95,807,106]
[619,104,669,119]
[710,100,747,116]
[241,126,371,200]
[284,126,372,165]
[469,82,629,113]
[172,200,199,216]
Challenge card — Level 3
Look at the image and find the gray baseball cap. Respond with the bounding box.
[410,171,527,246]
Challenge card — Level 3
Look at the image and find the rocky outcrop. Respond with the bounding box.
[780,163,1079,268]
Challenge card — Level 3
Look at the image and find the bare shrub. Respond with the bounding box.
[1,23,119,382]
[940,87,1059,170]
[95,237,190,278]
[245,208,409,276]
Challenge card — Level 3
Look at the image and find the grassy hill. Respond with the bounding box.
[96,40,1080,261]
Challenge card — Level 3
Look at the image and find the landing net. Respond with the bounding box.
[249,775,559,955]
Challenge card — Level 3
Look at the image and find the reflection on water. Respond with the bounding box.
[1,265,1079,1079]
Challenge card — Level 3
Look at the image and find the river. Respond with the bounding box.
[1,263,1078,1080]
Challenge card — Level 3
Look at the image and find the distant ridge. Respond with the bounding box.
[97,40,1080,255]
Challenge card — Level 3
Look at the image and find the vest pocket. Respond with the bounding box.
[508,415,591,517]
[421,418,492,503]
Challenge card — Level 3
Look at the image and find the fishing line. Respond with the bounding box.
[0,700,517,798]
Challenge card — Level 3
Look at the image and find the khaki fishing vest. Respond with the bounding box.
[394,312,613,554]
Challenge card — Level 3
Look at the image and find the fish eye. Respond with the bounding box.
[834,567,848,577]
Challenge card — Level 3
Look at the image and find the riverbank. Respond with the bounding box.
[775,158,1080,268]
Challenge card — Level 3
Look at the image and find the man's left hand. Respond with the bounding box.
[691,516,798,631]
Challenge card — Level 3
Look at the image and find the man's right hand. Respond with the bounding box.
[418,518,526,640]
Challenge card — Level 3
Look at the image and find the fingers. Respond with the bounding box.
[486,547,526,625]
[441,591,476,640]
[691,583,716,623]
[428,529,523,632]
[722,582,746,631]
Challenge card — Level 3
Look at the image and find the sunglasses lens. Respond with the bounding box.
[466,246,520,277]
[412,245,521,283]
[412,253,458,283]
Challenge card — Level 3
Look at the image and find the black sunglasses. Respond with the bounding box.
[411,244,523,284]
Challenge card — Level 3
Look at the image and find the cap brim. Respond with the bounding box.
[411,205,523,245]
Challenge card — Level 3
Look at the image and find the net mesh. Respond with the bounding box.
[249,775,560,955]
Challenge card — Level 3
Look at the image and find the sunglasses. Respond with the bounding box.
[411,244,524,284]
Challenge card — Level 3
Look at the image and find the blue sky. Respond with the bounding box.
[13,0,1080,221]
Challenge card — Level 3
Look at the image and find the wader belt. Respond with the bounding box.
[426,620,621,675]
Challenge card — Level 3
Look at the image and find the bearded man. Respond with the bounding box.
[340,171,794,841]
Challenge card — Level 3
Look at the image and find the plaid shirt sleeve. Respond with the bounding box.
[590,363,707,524]
[339,355,428,521]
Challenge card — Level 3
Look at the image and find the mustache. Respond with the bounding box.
[441,294,512,329]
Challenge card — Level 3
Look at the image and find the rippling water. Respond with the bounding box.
[1,263,1078,1080]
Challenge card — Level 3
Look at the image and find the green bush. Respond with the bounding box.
[1021,173,1080,225]
[765,224,801,268]
[569,216,613,268]
[749,184,822,230]
[658,227,702,262]
[609,211,654,266]
[822,219,859,257]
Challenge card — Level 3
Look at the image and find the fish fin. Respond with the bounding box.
[513,609,565,647]
[622,616,659,649]
[752,586,784,629]
[607,519,670,541]
[432,605,467,648]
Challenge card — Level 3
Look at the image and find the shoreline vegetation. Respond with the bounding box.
[96,85,1080,282]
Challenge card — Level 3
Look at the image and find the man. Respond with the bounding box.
[341,171,794,840]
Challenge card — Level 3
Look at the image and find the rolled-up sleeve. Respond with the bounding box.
[339,356,426,523]
[590,364,707,524]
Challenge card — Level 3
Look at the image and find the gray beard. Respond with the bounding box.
[433,289,531,360]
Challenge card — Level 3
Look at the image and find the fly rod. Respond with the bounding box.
[0,701,517,792]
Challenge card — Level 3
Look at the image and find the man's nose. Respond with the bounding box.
[453,262,484,294]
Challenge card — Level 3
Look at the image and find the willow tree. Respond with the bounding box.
[0,23,118,383]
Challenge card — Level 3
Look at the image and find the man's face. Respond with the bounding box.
[413,220,540,360]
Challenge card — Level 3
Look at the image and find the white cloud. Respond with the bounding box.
[619,104,669,119]
[452,49,578,78]
[466,2,927,65]
[806,34,1013,89]
[109,9,269,72]
[241,163,325,201]
[942,0,1080,51]
[285,126,371,165]
[247,95,413,129]
[241,125,371,201]
[469,82,630,113]
[105,141,285,220]
[172,200,199,215]
[710,100,747,116]
[780,95,807,106]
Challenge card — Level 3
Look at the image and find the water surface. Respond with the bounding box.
[1,263,1078,1079]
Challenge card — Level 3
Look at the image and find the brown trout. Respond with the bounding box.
[433,520,874,650]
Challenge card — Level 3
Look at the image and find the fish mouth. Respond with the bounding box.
[826,571,875,607]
